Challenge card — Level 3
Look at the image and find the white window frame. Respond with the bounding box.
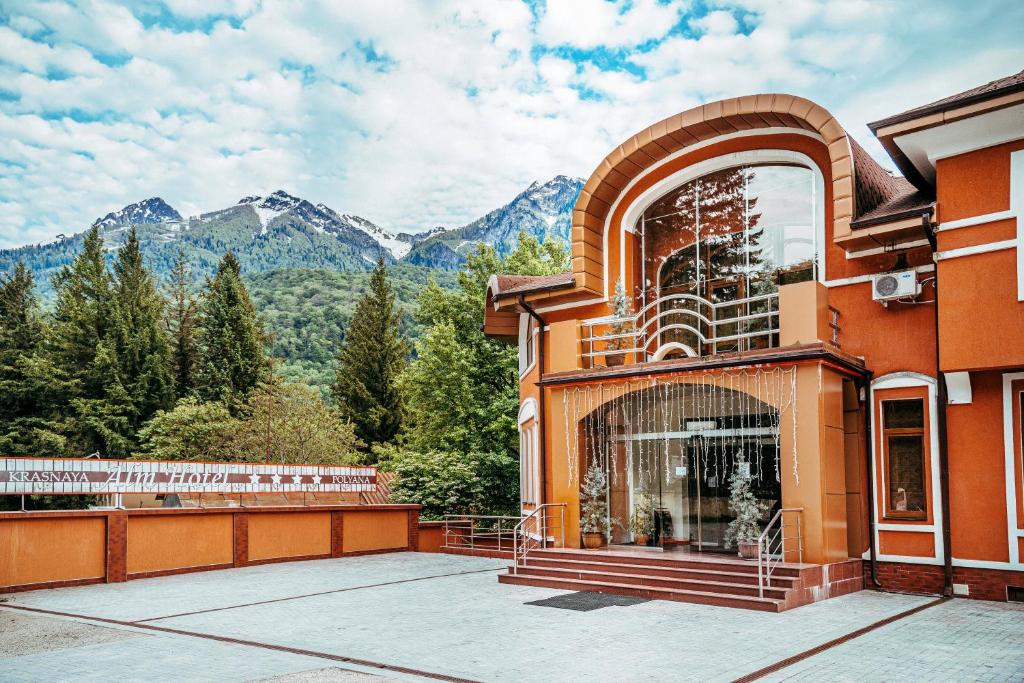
[518,314,537,378]
[518,399,540,510]
[865,372,944,566]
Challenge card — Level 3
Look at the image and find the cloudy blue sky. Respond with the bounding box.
[1,0,1022,248]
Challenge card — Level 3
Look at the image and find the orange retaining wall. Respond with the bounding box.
[416,521,444,553]
[0,504,421,593]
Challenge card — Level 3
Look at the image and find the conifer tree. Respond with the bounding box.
[49,226,128,455]
[167,250,199,398]
[332,255,407,452]
[0,263,64,454]
[196,252,270,407]
[110,227,173,433]
[50,225,114,400]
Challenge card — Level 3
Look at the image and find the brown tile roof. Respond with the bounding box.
[850,137,912,219]
[492,272,574,297]
[868,68,1024,131]
[851,183,934,228]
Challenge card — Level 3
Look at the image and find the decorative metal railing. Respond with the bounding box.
[756,507,803,598]
[442,514,521,554]
[512,503,567,573]
[580,291,780,368]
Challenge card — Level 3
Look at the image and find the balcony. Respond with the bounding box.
[580,282,838,370]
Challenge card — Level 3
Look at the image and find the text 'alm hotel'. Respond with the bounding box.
[484,69,1024,610]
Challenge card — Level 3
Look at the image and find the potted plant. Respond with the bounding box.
[604,279,634,367]
[723,455,770,560]
[630,493,654,546]
[579,462,612,549]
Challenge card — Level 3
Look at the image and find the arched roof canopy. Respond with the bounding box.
[569,94,906,295]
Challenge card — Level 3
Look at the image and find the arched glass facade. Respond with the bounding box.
[636,163,818,357]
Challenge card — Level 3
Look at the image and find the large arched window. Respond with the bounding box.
[637,163,819,356]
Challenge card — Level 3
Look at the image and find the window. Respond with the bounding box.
[518,315,536,376]
[882,398,927,519]
[640,163,818,356]
[519,420,538,506]
[525,318,535,370]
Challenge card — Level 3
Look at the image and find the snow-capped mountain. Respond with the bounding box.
[93,197,181,229]
[404,174,584,268]
[0,176,584,295]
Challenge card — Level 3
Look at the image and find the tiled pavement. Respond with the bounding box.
[1,552,1022,682]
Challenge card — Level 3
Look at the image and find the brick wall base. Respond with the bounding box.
[866,560,1024,601]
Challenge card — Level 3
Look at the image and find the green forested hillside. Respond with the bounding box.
[246,266,457,395]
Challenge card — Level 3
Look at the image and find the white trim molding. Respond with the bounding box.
[600,129,827,300]
[1002,372,1024,569]
[868,372,945,566]
[1012,150,1024,301]
[825,264,934,289]
[938,209,1016,231]
[934,239,1016,261]
[845,239,931,260]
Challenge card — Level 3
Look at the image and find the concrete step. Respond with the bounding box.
[511,565,791,600]
[499,572,783,612]
[521,557,798,588]
[528,548,804,577]
[440,546,513,559]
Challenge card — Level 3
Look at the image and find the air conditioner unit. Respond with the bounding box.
[872,270,920,302]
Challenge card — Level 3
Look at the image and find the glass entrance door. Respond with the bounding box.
[617,433,780,553]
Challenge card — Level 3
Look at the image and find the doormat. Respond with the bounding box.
[525,591,650,611]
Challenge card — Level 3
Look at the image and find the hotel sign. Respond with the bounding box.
[0,458,377,495]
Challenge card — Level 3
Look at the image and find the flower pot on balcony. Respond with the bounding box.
[634,533,649,547]
[582,532,606,549]
[738,541,760,560]
[605,353,626,367]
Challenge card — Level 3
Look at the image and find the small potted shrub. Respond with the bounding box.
[723,455,770,560]
[605,279,634,367]
[579,462,612,549]
[630,494,654,546]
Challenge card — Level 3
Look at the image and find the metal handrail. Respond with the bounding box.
[756,507,803,598]
[512,503,567,574]
[442,514,521,554]
[580,291,779,365]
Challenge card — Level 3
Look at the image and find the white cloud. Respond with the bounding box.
[536,0,686,49]
[0,0,1022,249]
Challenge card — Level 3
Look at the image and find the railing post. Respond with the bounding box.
[757,537,764,598]
[797,513,803,564]
[560,505,565,548]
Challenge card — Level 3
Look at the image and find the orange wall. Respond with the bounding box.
[417,522,444,553]
[946,372,1012,563]
[342,510,408,552]
[936,139,1024,372]
[248,511,331,561]
[0,516,105,588]
[127,513,233,575]
[938,247,1024,372]
[936,141,1017,222]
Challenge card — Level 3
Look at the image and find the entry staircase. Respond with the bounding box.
[443,506,856,612]
[499,547,814,612]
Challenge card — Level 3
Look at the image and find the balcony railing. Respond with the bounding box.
[581,291,780,368]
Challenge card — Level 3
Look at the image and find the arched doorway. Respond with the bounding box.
[580,381,782,553]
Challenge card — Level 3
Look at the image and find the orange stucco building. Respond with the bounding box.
[485,69,1024,605]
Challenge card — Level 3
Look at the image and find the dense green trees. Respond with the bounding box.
[382,231,569,517]
[0,228,569,519]
[332,256,407,452]
[0,264,63,455]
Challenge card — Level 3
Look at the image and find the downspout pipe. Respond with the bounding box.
[862,372,881,587]
[518,296,547,507]
[924,212,955,597]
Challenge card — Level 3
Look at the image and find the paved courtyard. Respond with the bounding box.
[0,553,1021,682]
